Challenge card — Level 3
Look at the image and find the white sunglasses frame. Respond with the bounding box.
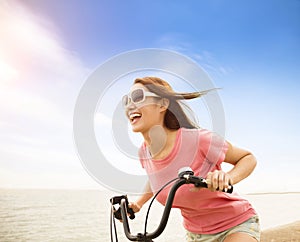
[122,88,159,107]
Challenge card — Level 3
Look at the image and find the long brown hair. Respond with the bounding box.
[134,77,216,130]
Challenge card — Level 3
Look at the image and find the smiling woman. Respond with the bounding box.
[122,76,260,242]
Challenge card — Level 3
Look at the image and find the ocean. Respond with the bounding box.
[1,189,299,242]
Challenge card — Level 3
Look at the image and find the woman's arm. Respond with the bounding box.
[129,180,153,212]
[206,142,257,191]
[224,142,257,184]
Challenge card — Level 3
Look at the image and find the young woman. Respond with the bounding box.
[122,76,260,242]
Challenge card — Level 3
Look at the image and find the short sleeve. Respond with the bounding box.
[197,129,228,177]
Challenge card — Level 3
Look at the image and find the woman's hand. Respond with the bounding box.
[129,201,141,213]
[206,170,233,192]
[116,202,140,223]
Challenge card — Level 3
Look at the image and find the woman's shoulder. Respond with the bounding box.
[182,127,225,136]
[180,128,226,145]
[180,127,211,136]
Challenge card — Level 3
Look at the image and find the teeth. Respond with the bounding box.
[129,113,141,120]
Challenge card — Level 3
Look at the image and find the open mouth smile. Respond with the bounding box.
[129,112,142,124]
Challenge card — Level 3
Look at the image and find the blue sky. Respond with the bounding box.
[0,0,299,192]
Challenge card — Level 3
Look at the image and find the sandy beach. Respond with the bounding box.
[261,221,300,242]
[244,193,300,242]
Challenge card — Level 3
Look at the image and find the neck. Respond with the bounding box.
[142,125,178,159]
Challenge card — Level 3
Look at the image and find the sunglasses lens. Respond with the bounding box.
[131,89,144,103]
[122,95,129,106]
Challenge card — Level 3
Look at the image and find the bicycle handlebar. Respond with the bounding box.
[113,167,233,241]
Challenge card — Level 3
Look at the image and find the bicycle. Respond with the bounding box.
[110,167,233,242]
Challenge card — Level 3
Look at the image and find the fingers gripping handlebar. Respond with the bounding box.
[178,167,233,193]
[110,195,135,220]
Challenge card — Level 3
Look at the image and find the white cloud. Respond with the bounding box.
[0,0,94,189]
[0,1,88,84]
[0,60,19,83]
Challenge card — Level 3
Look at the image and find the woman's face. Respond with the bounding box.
[124,83,165,134]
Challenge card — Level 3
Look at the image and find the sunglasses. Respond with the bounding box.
[122,88,159,107]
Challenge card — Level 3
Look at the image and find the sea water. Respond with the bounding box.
[0,189,299,242]
[0,189,184,242]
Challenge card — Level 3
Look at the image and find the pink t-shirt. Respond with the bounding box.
[139,128,257,234]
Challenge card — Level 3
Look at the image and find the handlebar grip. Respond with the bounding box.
[127,207,135,220]
[191,176,233,193]
[219,185,233,193]
[110,195,135,220]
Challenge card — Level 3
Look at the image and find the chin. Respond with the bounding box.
[131,125,142,133]
[132,127,140,133]
[131,123,147,134]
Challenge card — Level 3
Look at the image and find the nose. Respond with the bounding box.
[125,103,137,119]
[125,100,136,111]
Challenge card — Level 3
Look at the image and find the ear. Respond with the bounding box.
[159,98,169,112]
